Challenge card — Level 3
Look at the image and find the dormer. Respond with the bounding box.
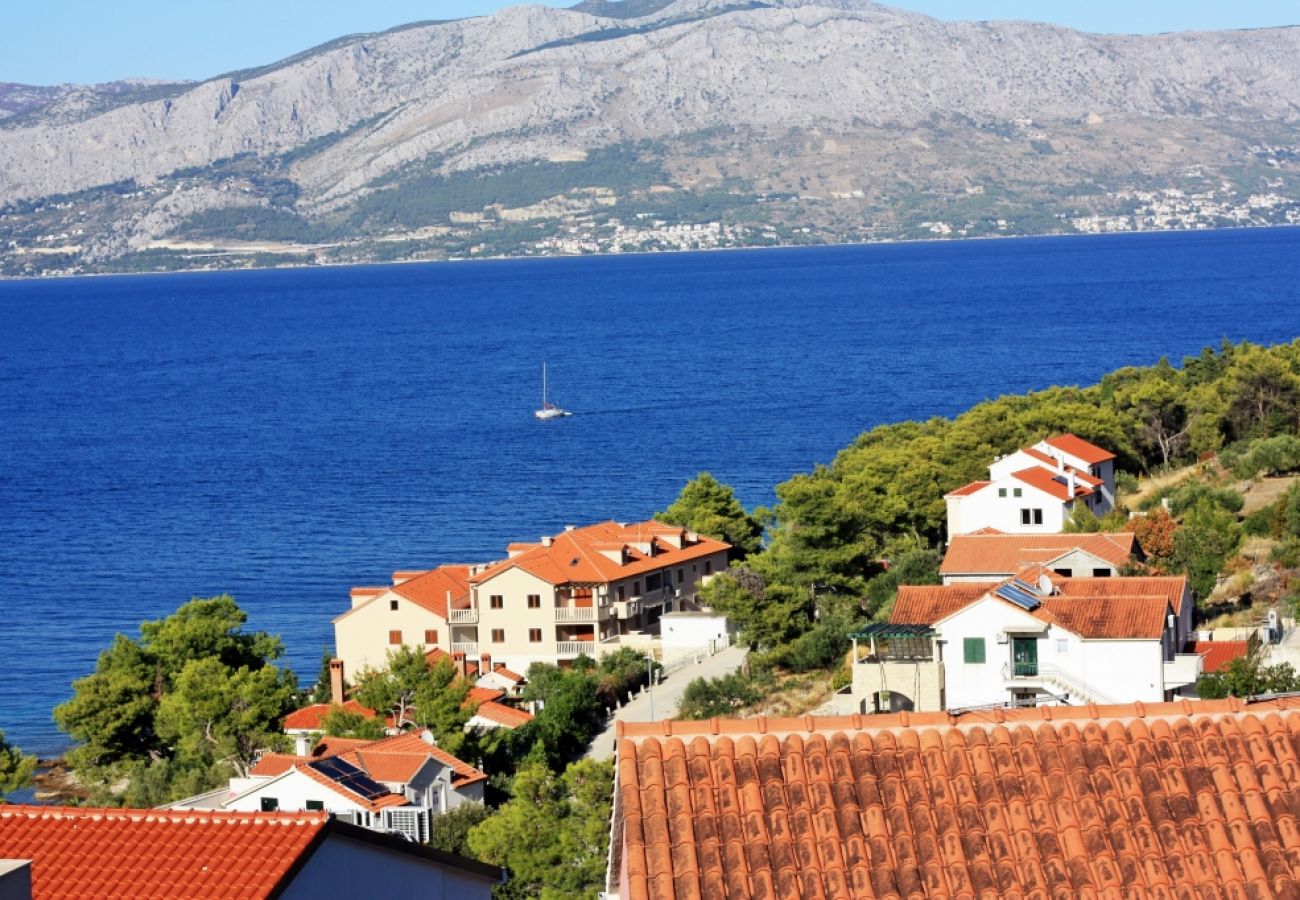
[593,541,627,564]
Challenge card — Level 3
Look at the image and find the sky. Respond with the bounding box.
[5,1,1298,87]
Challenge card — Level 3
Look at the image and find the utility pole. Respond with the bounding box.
[647,657,655,721]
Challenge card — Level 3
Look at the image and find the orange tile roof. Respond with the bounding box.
[1043,433,1117,464]
[1011,465,1095,501]
[283,699,376,732]
[1194,640,1251,674]
[0,805,328,899]
[465,686,506,706]
[470,520,730,587]
[893,574,1187,639]
[940,532,1137,575]
[341,750,430,784]
[943,480,989,498]
[359,732,488,788]
[294,760,410,812]
[250,752,306,777]
[391,564,472,618]
[614,697,1300,900]
[891,582,992,624]
[471,701,535,728]
[491,664,526,683]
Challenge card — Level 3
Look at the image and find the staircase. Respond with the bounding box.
[1002,662,1119,705]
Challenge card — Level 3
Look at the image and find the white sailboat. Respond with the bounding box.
[534,362,571,419]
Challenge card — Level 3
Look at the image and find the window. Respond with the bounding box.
[527,594,541,609]
[1092,568,1111,578]
[489,595,503,609]
[424,629,438,645]
[704,560,713,575]
[491,629,505,643]
[633,580,641,595]
[390,599,399,611]
[261,798,279,812]
[963,638,986,664]
[388,630,402,645]
[1020,508,1031,525]
[1053,568,1072,577]
[1013,488,1022,498]
[529,628,542,643]
[998,488,1007,498]
[646,573,662,592]
[677,568,684,584]
[305,800,324,812]
[1057,639,1069,655]
[1033,509,1043,525]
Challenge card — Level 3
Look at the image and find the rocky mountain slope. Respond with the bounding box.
[3,0,1299,275]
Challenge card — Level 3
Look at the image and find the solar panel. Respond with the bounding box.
[995,584,1041,611]
[308,758,394,801]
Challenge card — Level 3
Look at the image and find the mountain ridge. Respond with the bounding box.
[2,0,1299,276]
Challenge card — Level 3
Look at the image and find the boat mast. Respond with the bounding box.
[542,362,547,407]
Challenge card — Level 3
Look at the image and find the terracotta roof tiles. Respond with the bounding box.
[613,697,1300,900]
[1194,640,1251,674]
[359,731,488,788]
[1011,465,1095,501]
[0,805,328,899]
[1042,433,1117,465]
[283,699,375,732]
[472,701,535,728]
[941,531,1137,575]
[471,520,730,587]
[944,480,990,498]
[390,564,471,618]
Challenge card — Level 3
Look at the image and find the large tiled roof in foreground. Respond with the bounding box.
[0,806,327,899]
[613,698,1300,900]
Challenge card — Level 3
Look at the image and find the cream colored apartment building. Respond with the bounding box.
[333,520,731,680]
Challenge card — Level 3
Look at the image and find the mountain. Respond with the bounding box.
[2,0,1299,276]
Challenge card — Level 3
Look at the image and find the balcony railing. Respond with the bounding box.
[451,642,479,656]
[556,640,596,657]
[448,609,479,624]
[555,606,600,623]
[1012,661,1038,677]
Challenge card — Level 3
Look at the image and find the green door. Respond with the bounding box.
[1012,636,1038,677]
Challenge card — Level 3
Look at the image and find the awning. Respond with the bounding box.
[849,623,936,639]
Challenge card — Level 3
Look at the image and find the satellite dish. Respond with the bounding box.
[1037,573,1054,595]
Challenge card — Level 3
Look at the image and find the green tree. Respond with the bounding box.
[1172,499,1243,602]
[53,596,293,801]
[308,649,336,704]
[468,759,614,899]
[524,665,606,770]
[657,472,764,558]
[0,728,36,800]
[1196,655,1300,699]
[353,651,472,749]
[429,802,491,857]
[320,705,387,740]
[1062,501,1103,533]
[677,672,764,720]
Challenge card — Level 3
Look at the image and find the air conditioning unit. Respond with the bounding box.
[996,632,1009,644]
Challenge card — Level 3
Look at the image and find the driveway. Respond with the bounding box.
[586,644,749,760]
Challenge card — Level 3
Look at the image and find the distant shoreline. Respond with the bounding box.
[2,221,1296,285]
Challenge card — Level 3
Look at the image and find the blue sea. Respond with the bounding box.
[2,228,1300,756]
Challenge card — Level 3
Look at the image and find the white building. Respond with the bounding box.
[852,569,1199,712]
[944,434,1117,536]
[940,531,1139,584]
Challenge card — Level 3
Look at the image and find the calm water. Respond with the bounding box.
[2,229,1299,756]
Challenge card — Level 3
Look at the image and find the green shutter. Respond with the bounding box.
[963,637,986,664]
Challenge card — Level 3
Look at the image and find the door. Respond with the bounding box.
[1012,636,1038,677]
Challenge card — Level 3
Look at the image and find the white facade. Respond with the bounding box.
[935,597,1170,709]
[945,476,1069,537]
[660,612,735,659]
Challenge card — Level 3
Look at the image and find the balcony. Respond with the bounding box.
[1012,661,1039,678]
[448,609,479,624]
[612,599,639,619]
[556,640,596,657]
[555,606,602,623]
[1163,653,1203,690]
[451,642,479,656]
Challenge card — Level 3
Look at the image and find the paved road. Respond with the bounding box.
[586,645,749,760]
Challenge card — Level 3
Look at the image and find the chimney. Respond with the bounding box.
[329,658,345,705]
[452,651,468,679]
[1056,455,1065,473]
[565,525,575,532]
[481,653,492,675]
[541,535,553,547]
[294,733,312,756]
[1066,470,1077,497]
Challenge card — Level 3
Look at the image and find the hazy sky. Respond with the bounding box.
[6,1,1299,86]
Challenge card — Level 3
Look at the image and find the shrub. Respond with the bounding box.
[677,673,765,720]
